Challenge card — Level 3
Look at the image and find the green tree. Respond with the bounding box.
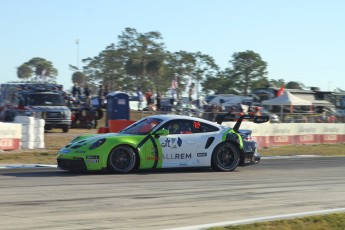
[286,81,303,89]
[17,64,32,80]
[227,50,268,95]
[269,79,285,88]
[191,52,219,99]
[72,71,86,85]
[17,57,58,82]
[82,28,167,93]
[165,51,219,98]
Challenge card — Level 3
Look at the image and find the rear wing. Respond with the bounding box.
[215,114,269,132]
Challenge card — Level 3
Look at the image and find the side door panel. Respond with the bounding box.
[193,132,222,167]
[158,134,197,168]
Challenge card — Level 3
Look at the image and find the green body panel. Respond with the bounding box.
[57,133,166,171]
[138,135,164,169]
[222,128,243,149]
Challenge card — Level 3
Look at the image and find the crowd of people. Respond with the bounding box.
[203,104,262,121]
[67,83,344,124]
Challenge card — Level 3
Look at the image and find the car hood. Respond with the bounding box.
[64,132,146,150]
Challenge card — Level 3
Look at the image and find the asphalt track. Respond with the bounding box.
[0,156,345,230]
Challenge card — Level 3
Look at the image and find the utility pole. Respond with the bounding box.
[76,39,80,70]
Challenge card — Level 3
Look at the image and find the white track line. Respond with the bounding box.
[0,164,57,169]
[165,208,345,230]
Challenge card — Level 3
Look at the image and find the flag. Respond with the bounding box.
[277,84,285,97]
[185,76,192,91]
[40,69,47,82]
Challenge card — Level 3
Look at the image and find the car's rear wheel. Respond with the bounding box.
[107,146,137,173]
[212,142,240,172]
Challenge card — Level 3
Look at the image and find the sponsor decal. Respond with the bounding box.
[298,127,316,133]
[0,138,14,147]
[197,152,207,157]
[76,150,86,153]
[163,153,191,160]
[161,137,182,148]
[299,135,314,141]
[322,127,340,133]
[272,127,291,134]
[324,134,337,141]
[273,136,289,142]
[86,155,100,163]
[60,148,71,154]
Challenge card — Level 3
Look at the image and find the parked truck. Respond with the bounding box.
[0,83,72,132]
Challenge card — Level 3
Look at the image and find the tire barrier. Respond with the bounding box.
[14,116,45,150]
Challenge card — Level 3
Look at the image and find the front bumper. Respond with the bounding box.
[45,119,71,128]
[57,158,87,172]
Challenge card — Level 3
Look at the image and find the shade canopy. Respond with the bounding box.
[262,91,312,106]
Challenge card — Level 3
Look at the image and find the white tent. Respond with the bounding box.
[262,91,312,121]
[262,91,312,106]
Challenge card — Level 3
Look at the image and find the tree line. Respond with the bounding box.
[16,27,312,97]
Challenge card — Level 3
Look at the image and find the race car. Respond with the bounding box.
[57,114,269,173]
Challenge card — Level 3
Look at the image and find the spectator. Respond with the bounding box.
[104,85,109,96]
[145,89,153,105]
[156,92,161,111]
[137,87,143,110]
[188,84,194,104]
[84,85,91,106]
[226,106,236,121]
[98,85,104,108]
[255,107,262,116]
[103,85,109,108]
[72,83,81,98]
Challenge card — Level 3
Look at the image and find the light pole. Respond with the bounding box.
[76,39,80,70]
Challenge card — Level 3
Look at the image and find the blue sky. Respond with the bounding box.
[1,0,345,92]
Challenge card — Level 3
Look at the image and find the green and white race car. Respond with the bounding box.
[57,114,269,173]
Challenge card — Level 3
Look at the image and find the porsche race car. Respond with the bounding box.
[57,114,269,173]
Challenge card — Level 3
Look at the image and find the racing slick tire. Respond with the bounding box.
[107,145,137,174]
[211,142,240,172]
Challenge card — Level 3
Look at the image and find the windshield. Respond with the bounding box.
[119,117,163,135]
[26,93,66,106]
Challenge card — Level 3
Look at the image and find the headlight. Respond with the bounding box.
[89,138,106,150]
[62,109,72,119]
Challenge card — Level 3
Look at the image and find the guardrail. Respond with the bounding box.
[222,122,345,148]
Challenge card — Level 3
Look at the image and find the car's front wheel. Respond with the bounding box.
[212,142,240,172]
[107,146,137,173]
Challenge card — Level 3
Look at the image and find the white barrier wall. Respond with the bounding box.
[14,116,45,150]
[0,122,22,150]
[223,122,345,148]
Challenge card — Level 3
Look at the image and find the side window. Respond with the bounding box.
[193,121,219,133]
[159,120,193,134]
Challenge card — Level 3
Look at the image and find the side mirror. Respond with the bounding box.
[154,129,169,138]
